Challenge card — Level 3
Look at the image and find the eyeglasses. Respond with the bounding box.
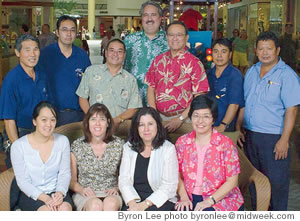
[191,114,212,121]
[107,48,125,55]
[167,33,186,38]
[59,28,76,34]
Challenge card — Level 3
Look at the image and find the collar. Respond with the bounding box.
[17,63,39,81]
[210,63,232,78]
[166,48,188,59]
[55,41,76,57]
[138,28,166,40]
[103,63,124,77]
[254,57,284,79]
[186,128,221,146]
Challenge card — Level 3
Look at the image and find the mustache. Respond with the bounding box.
[146,20,154,24]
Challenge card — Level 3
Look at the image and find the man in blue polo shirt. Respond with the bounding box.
[207,38,244,132]
[237,31,300,211]
[39,15,91,126]
[0,34,49,168]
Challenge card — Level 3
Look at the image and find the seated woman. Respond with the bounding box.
[175,95,244,211]
[11,101,72,211]
[119,107,178,211]
[70,103,124,211]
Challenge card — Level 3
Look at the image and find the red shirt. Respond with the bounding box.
[179,9,202,31]
[145,50,209,115]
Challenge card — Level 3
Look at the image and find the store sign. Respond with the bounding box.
[231,0,242,3]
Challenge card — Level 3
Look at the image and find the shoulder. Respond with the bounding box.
[212,130,236,150]
[110,136,125,148]
[54,133,70,144]
[124,32,142,44]
[160,140,176,151]
[2,66,19,82]
[176,131,194,145]
[85,64,102,74]
[226,65,243,79]
[41,43,56,54]
[122,69,138,81]
[154,51,168,61]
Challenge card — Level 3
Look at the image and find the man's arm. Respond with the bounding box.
[79,97,90,114]
[4,119,18,143]
[215,104,239,132]
[236,107,245,147]
[147,86,156,110]
[114,108,138,128]
[164,104,191,133]
[274,106,298,160]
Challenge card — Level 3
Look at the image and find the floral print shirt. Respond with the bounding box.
[145,49,209,114]
[76,64,142,118]
[175,129,244,211]
[71,136,124,191]
[124,30,169,105]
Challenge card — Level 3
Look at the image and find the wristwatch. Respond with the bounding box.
[221,121,229,128]
[179,115,185,121]
[209,196,216,205]
[118,117,125,123]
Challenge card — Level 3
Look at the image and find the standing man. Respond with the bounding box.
[237,31,300,211]
[145,21,209,132]
[38,24,57,49]
[39,15,91,126]
[76,39,142,128]
[124,1,168,106]
[207,38,244,132]
[0,35,49,168]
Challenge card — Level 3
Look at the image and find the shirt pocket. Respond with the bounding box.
[263,81,281,104]
[117,88,130,109]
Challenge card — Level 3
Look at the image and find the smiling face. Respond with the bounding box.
[167,24,189,53]
[212,43,231,68]
[88,112,108,140]
[191,108,214,136]
[33,107,56,137]
[256,40,280,67]
[15,40,40,71]
[105,41,126,67]
[138,114,158,145]
[141,5,161,37]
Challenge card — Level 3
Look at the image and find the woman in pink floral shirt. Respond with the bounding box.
[175,95,244,211]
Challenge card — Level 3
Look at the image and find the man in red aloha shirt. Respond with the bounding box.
[145,21,209,133]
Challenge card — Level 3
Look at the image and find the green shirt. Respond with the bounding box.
[76,64,142,118]
[233,38,248,53]
[124,29,169,105]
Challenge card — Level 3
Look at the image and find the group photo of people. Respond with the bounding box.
[0,0,300,213]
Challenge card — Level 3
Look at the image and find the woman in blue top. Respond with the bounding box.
[11,101,73,211]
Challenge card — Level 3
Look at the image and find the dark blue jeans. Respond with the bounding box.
[56,109,84,127]
[244,130,290,211]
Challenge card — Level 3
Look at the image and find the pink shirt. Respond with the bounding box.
[175,129,244,211]
[192,143,209,195]
[145,49,209,115]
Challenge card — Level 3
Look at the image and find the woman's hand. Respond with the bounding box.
[51,192,64,207]
[127,202,147,211]
[175,199,193,211]
[105,187,119,195]
[81,187,96,197]
[194,200,213,211]
[43,195,57,211]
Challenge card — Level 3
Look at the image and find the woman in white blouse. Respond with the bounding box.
[119,107,178,211]
[11,101,72,211]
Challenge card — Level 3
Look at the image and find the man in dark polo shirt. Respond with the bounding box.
[39,15,91,126]
[207,38,244,132]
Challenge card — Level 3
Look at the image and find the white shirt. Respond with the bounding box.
[119,140,178,208]
[11,133,71,200]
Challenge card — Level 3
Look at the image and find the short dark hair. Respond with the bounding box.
[32,101,57,121]
[256,31,280,49]
[140,1,162,17]
[56,15,77,30]
[21,24,29,32]
[106,38,126,52]
[15,34,40,52]
[212,38,232,51]
[83,103,114,143]
[188,95,218,123]
[166,21,188,35]
[128,107,166,153]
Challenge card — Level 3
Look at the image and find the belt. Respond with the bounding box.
[160,110,184,117]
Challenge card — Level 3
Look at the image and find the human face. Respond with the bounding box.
[212,44,231,68]
[141,5,161,37]
[42,24,50,34]
[33,107,56,137]
[191,108,214,136]
[256,40,280,67]
[56,19,76,46]
[15,40,40,71]
[105,41,126,67]
[167,24,189,52]
[89,112,108,140]
[138,114,158,145]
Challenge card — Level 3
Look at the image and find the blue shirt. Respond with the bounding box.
[38,42,91,111]
[207,64,244,127]
[243,58,300,134]
[0,64,49,129]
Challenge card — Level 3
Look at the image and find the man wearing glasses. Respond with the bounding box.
[38,15,91,126]
[76,39,142,129]
[145,21,209,133]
